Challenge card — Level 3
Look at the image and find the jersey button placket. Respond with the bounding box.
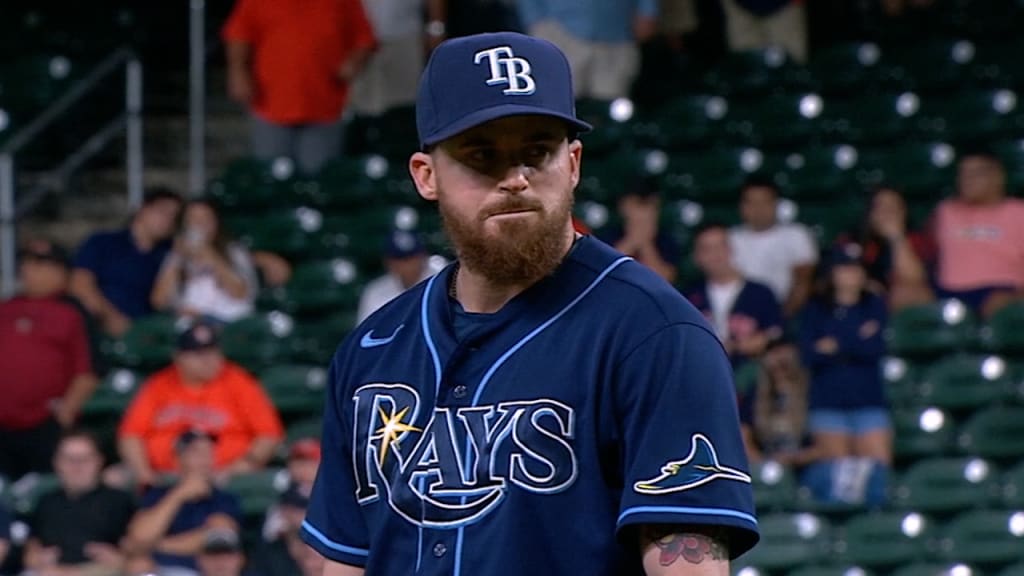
[432,542,447,558]
[452,384,468,399]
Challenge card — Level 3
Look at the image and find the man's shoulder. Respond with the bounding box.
[742,279,776,299]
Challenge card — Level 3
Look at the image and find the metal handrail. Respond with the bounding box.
[0,47,143,296]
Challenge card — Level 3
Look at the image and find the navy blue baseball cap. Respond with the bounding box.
[385,230,426,259]
[416,32,592,148]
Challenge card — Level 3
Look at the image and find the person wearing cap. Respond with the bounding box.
[926,146,1024,317]
[0,239,99,481]
[798,242,891,468]
[126,429,244,575]
[118,321,284,487]
[196,528,252,576]
[71,187,184,336]
[355,230,446,323]
[252,439,320,575]
[301,32,756,576]
[600,177,681,284]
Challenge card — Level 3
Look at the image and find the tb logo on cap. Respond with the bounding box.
[474,46,536,95]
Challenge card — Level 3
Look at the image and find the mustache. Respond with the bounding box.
[480,199,543,219]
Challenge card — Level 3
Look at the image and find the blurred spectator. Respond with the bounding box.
[23,429,136,576]
[660,0,699,45]
[730,176,818,316]
[518,0,658,99]
[261,438,319,541]
[0,240,97,481]
[125,430,242,575]
[839,186,933,311]
[349,0,446,116]
[738,341,811,465]
[685,223,782,366]
[222,0,377,175]
[929,148,1024,317]
[601,179,680,284]
[196,529,250,576]
[250,251,292,289]
[719,0,807,62]
[117,322,284,487]
[799,243,891,466]
[70,188,184,336]
[151,200,259,324]
[356,231,445,323]
[447,0,522,38]
[0,503,9,570]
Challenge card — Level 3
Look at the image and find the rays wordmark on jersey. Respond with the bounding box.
[352,383,578,528]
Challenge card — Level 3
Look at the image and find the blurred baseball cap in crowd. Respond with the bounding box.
[385,230,427,260]
[416,31,592,148]
[175,428,217,452]
[202,528,242,554]
[177,321,220,352]
[288,437,321,462]
[829,241,865,268]
[18,239,70,267]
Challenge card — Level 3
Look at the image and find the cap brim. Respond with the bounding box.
[422,104,592,148]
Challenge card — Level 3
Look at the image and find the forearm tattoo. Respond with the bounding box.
[640,525,730,566]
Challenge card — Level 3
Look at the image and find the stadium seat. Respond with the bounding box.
[228,207,324,258]
[807,42,884,96]
[575,98,635,156]
[311,155,392,208]
[999,564,1024,576]
[225,469,288,520]
[990,139,1024,196]
[937,509,1024,566]
[99,314,179,369]
[286,417,323,445]
[81,368,145,418]
[736,513,831,572]
[357,104,419,161]
[775,144,860,201]
[915,355,1015,412]
[1000,461,1024,509]
[791,199,864,247]
[980,301,1024,355]
[886,300,976,358]
[882,39,977,93]
[890,457,1000,514]
[891,407,956,462]
[883,357,924,408]
[702,47,809,97]
[956,406,1024,461]
[838,512,934,569]
[291,311,356,365]
[856,141,958,199]
[318,204,431,266]
[751,460,799,513]
[258,258,362,316]
[259,365,327,418]
[659,147,766,202]
[817,92,921,145]
[631,94,728,150]
[722,93,824,148]
[220,312,299,372]
[788,566,875,576]
[576,149,650,204]
[917,89,1024,142]
[207,156,297,213]
[890,563,981,576]
[972,37,1024,89]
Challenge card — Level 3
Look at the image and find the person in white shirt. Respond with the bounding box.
[356,230,445,323]
[729,176,818,317]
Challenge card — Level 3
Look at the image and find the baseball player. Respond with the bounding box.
[301,32,759,576]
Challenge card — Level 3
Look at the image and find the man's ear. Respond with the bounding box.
[409,151,438,201]
[568,139,583,190]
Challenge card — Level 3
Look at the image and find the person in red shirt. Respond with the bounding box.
[117,321,284,487]
[0,240,98,481]
[222,0,377,175]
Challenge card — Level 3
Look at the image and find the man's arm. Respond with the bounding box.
[639,525,731,576]
[784,263,815,317]
[124,489,188,553]
[55,373,98,429]
[324,559,366,576]
[153,513,237,556]
[69,269,130,335]
[225,41,254,104]
[117,436,156,488]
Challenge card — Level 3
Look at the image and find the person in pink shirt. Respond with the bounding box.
[930,147,1024,317]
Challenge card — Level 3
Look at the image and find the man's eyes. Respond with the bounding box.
[462,145,554,165]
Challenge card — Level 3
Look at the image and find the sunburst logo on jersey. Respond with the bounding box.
[372,405,420,466]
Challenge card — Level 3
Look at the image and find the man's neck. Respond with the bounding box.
[708,270,742,286]
[131,219,154,251]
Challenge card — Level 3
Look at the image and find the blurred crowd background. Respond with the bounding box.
[2,0,1024,575]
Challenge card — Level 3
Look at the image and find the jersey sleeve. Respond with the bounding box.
[614,322,759,558]
[300,354,370,567]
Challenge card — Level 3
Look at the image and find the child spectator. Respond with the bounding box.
[738,341,812,465]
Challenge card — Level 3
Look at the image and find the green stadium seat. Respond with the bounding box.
[817,92,921,145]
[937,509,1024,566]
[575,98,636,155]
[291,311,357,365]
[1000,462,1024,509]
[702,47,809,97]
[258,258,362,316]
[890,563,980,576]
[807,42,884,95]
[311,155,392,208]
[751,460,799,513]
[229,207,324,258]
[775,144,860,201]
[839,512,934,569]
[917,89,1024,143]
[737,513,831,572]
[856,141,958,199]
[286,417,324,445]
[915,355,1015,412]
[576,149,650,204]
[723,93,824,148]
[999,563,1024,576]
[81,368,145,418]
[207,156,297,213]
[972,37,1024,89]
[957,406,1024,461]
[100,314,179,369]
[631,94,728,150]
[220,312,299,372]
[659,147,766,202]
[990,139,1024,196]
[259,365,327,418]
[882,39,977,93]
[883,357,925,408]
[980,301,1024,355]
[886,300,976,358]
[891,407,956,462]
[891,457,999,514]
[792,198,864,247]
[318,204,432,266]
[225,469,287,520]
[789,566,875,576]
[358,105,419,161]
[8,473,60,516]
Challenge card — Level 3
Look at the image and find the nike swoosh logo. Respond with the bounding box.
[359,324,405,348]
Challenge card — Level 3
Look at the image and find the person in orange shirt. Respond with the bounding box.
[222,0,377,175]
[117,321,284,486]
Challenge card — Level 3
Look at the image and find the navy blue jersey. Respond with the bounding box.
[301,236,758,575]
